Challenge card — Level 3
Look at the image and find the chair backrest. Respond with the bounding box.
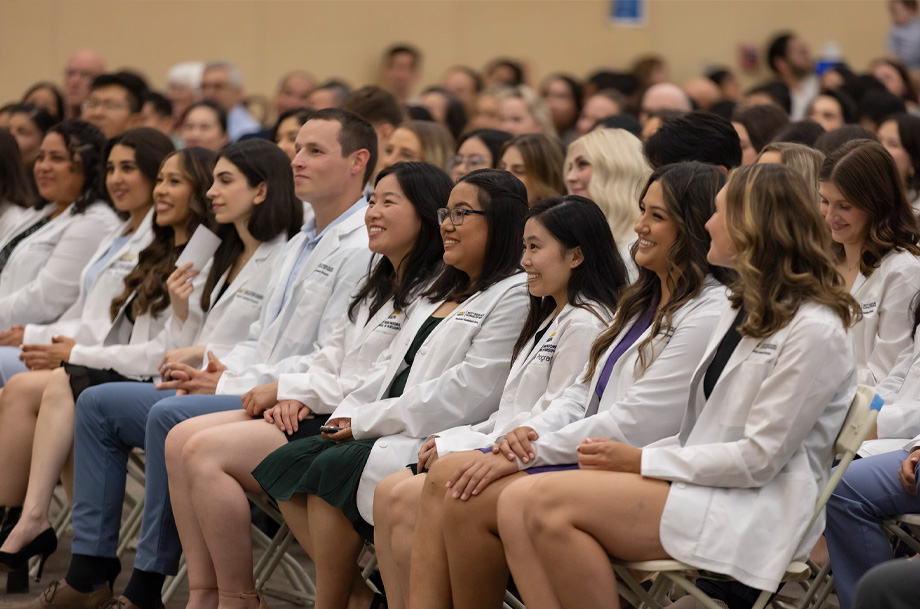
[809,384,882,531]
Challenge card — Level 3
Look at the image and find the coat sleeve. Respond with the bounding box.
[436,312,607,456]
[526,307,723,468]
[274,312,352,412]
[68,269,209,377]
[641,316,855,488]
[216,247,371,395]
[349,286,528,439]
[861,258,920,386]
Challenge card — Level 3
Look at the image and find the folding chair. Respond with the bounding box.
[883,513,920,556]
[247,492,317,605]
[611,384,882,609]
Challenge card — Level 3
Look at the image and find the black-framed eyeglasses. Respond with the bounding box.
[437,207,486,226]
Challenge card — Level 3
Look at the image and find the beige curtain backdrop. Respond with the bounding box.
[0,0,890,118]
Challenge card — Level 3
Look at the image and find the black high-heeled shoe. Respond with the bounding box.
[0,528,57,582]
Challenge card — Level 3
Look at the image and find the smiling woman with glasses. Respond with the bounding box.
[450,128,513,183]
[437,206,486,226]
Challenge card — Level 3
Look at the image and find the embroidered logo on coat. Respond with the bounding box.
[454,310,485,325]
[379,311,402,332]
[235,289,265,305]
[536,342,556,363]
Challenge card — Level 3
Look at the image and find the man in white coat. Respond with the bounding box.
[24,108,377,609]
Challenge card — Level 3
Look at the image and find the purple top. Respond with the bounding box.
[594,306,656,400]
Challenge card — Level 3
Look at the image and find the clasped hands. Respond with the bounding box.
[157,350,226,395]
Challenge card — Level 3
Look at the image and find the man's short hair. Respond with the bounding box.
[310,108,379,185]
[385,44,421,68]
[90,72,148,113]
[644,111,742,169]
[341,86,403,128]
[204,61,243,88]
[767,33,793,74]
[143,91,172,118]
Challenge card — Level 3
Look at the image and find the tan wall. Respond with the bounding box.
[0,0,891,119]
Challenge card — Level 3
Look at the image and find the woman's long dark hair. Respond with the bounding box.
[348,162,450,322]
[424,168,529,303]
[512,196,627,362]
[43,120,107,213]
[0,129,37,209]
[110,147,218,320]
[202,139,303,311]
[585,162,735,379]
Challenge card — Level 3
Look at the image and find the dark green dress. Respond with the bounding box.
[252,316,443,540]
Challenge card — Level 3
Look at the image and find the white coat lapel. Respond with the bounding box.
[850,273,868,295]
[378,297,442,389]
[506,305,565,383]
[683,306,742,425]
[208,238,279,313]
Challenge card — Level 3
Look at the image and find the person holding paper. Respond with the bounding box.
[0,145,219,583]
[0,128,174,387]
[14,109,375,609]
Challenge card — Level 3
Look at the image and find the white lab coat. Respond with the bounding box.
[433,302,614,456]
[167,235,287,362]
[523,282,729,468]
[0,201,120,327]
[0,203,52,252]
[850,248,920,386]
[21,209,155,346]
[641,301,856,592]
[68,261,211,379]
[858,325,920,456]
[216,206,373,395]
[335,273,529,523]
[275,298,410,414]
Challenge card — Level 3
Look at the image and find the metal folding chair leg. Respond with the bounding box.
[503,589,526,609]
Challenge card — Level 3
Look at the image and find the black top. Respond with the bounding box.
[531,322,551,354]
[703,307,746,400]
[215,279,231,304]
[386,315,443,399]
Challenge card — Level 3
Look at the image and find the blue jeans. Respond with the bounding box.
[0,345,28,385]
[824,449,920,609]
[72,383,242,575]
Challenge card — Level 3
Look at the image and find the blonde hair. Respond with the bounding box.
[724,164,859,338]
[757,142,824,206]
[566,128,651,247]
[402,120,455,171]
[498,85,557,137]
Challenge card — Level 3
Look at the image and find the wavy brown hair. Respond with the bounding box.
[819,139,920,276]
[584,162,734,380]
[725,163,860,338]
[109,148,217,320]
